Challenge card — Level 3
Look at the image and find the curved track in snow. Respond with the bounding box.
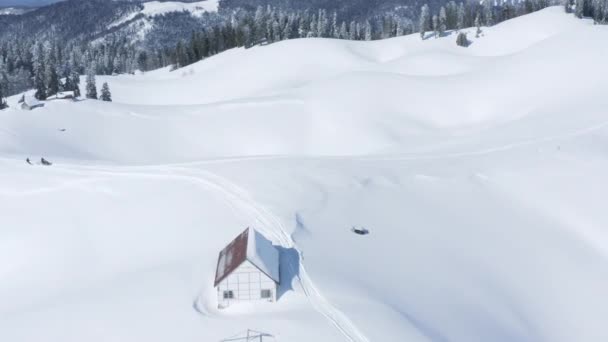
[176,168,370,342]
[50,163,370,342]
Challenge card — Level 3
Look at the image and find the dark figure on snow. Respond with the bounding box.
[41,157,52,166]
[26,158,32,165]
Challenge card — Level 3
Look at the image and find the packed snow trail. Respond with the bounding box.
[177,167,371,342]
[45,163,370,342]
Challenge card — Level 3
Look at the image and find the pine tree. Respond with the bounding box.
[439,7,448,36]
[575,0,585,17]
[475,13,482,37]
[137,51,148,72]
[349,21,357,40]
[419,4,430,39]
[364,20,373,40]
[0,59,8,103]
[332,12,339,38]
[33,43,47,100]
[0,92,7,110]
[339,22,348,39]
[47,65,60,97]
[457,3,466,30]
[85,66,97,100]
[484,0,494,26]
[396,21,405,36]
[45,44,60,97]
[445,1,458,29]
[253,6,266,43]
[100,82,112,102]
[70,69,81,98]
[0,80,7,110]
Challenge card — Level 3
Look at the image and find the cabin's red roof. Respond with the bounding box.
[214,228,249,287]
[214,228,280,287]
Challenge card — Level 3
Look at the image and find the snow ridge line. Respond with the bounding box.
[178,168,370,342]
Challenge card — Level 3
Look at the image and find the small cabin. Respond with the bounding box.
[214,228,280,308]
[21,96,44,110]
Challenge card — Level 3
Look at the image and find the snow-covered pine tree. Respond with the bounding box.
[44,43,60,97]
[0,59,8,105]
[419,4,430,39]
[457,3,466,30]
[100,82,112,102]
[0,91,7,110]
[33,43,47,100]
[575,0,587,17]
[396,21,405,36]
[349,21,357,40]
[0,58,7,109]
[70,69,81,98]
[332,12,339,38]
[0,78,7,110]
[253,6,266,43]
[339,22,348,39]
[475,13,482,37]
[364,20,373,40]
[444,1,457,29]
[46,57,60,97]
[484,0,495,26]
[439,7,448,36]
[85,66,97,100]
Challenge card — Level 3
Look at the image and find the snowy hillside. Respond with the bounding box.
[1,7,607,342]
[110,0,219,28]
[0,7,32,15]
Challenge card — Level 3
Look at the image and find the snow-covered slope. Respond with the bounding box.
[1,7,607,342]
[0,6,32,15]
[140,0,219,16]
[110,0,219,28]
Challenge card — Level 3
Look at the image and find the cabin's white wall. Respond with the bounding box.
[217,260,277,307]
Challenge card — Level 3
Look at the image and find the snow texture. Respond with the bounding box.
[0,7,607,342]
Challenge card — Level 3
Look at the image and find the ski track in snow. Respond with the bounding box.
[43,164,370,342]
[180,168,371,342]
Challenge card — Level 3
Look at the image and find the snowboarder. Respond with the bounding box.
[40,157,52,166]
[26,158,32,165]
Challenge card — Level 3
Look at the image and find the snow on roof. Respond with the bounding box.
[214,228,279,286]
[246,228,280,284]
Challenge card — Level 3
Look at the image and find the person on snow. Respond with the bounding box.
[26,158,32,165]
[40,157,52,166]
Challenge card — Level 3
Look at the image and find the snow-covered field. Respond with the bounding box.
[1,7,607,342]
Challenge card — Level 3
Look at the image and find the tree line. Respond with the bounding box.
[3,0,600,108]
[167,0,561,68]
[566,0,608,22]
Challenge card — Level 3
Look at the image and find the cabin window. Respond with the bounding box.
[223,290,234,299]
[261,289,272,299]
